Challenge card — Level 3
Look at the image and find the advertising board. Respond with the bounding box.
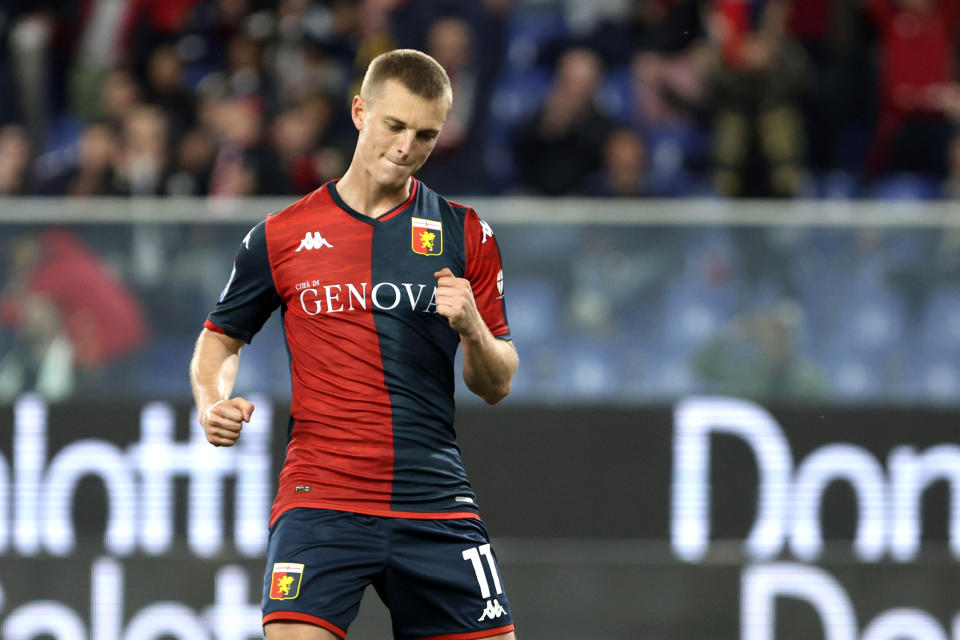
[1,396,958,639]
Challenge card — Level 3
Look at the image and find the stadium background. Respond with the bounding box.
[3,1,960,638]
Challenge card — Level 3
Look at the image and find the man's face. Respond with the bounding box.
[352,79,449,190]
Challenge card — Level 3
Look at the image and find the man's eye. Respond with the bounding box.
[417,132,437,141]
[388,123,403,131]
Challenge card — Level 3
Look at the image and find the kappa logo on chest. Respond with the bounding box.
[295,231,333,252]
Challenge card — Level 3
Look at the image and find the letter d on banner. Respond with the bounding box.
[742,563,856,640]
[672,397,792,562]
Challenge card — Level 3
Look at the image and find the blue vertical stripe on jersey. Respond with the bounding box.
[369,193,478,514]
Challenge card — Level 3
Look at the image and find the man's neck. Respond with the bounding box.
[336,168,411,219]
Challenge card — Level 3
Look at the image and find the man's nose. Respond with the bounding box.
[396,130,416,157]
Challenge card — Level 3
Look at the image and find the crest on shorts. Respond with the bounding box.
[412,217,442,256]
[269,562,304,600]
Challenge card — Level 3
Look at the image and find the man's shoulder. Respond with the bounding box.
[268,183,336,226]
[259,183,345,260]
[415,179,475,221]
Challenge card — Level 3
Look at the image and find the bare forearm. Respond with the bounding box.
[431,267,518,404]
[189,328,244,415]
[461,332,518,405]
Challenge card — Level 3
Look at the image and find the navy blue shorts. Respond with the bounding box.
[262,508,515,640]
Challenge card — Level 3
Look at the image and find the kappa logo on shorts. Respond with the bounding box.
[269,562,305,600]
[411,217,442,256]
[477,598,507,622]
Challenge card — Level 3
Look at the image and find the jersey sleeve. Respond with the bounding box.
[204,219,281,343]
[464,209,511,340]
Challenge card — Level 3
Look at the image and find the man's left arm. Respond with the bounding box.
[434,267,518,404]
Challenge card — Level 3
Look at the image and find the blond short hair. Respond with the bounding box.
[360,49,452,106]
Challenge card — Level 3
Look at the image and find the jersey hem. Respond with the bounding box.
[263,612,346,639]
[417,623,515,640]
[270,501,481,527]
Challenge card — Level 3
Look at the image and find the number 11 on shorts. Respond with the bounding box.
[462,544,503,599]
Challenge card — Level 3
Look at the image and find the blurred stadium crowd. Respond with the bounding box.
[7,0,960,408]
[4,0,960,200]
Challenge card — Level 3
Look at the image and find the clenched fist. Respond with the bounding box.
[200,397,254,446]
[434,268,484,337]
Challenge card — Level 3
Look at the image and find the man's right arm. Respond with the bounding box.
[191,218,278,445]
[189,328,254,447]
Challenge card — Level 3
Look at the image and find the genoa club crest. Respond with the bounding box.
[269,562,304,600]
[412,217,443,256]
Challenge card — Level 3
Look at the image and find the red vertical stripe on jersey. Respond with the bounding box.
[265,187,395,521]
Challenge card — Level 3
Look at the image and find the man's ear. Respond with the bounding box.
[351,95,365,131]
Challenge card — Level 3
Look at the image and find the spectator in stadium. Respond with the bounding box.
[223,30,270,99]
[0,290,74,403]
[115,104,171,195]
[342,0,402,102]
[626,47,712,193]
[389,0,511,194]
[512,46,616,195]
[269,104,324,195]
[143,44,197,138]
[270,3,351,107]
[864,0,960,179]
[583,126,653,197]
[629,44,709,134]
[415,16,486,193]
[297,91,353,186]
[5,6,56,143]
[0,124,34,195]
[590,0,705,65]
[179,0,258,86]
[0,229,148,396]
[584,0,711,193]
[98,67,144,129]
[206,95,287,195]
[34,121,123,196]
[788,0,869,175]
[288,0,368,89]
[704,0,811,197]
[126,0,204,79]
[693,299,826,400]
[166,125,217,196]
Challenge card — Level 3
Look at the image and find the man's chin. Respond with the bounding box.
[375,169,413,190]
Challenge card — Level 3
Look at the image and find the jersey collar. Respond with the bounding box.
[326,178,419,225]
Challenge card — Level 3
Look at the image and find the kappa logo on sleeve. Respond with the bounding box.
[269,562,305,600]
[412,217,442,256]
[479,218,494,244]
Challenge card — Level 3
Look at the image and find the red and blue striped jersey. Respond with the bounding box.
[204,179,511,524]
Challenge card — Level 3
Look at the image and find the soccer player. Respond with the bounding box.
[189,49,519,640]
